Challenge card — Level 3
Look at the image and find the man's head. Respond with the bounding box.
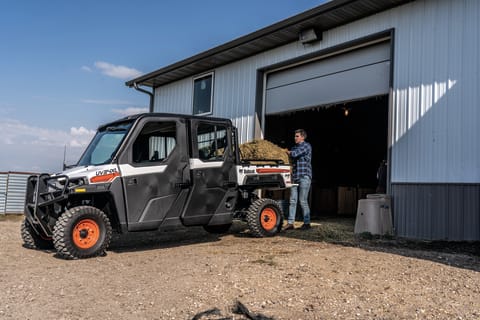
[294,129,307,144]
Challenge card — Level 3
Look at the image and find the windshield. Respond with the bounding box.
[77,121,133,166]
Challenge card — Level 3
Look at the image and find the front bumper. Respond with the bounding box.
[24,174,69,237]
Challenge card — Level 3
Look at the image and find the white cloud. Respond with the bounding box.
[0,119,96,172]
[70,139,88,148]
[1,119,66,147]
[111,107,148,116]
[94,61,142,79]
[0,119,95,148]
[70,126,96,138]
[68,126,95,150]
[81,65,92,72]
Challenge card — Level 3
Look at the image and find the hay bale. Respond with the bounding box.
[239,139,290,164]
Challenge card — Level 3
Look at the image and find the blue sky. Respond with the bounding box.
[0,0,323,173]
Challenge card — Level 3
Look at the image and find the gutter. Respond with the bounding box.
[132,82,154,112]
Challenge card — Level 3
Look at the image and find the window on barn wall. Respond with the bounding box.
[193,73,213,115]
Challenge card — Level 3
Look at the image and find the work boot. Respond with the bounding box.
[283,224,294,231]
[299,223,311,230]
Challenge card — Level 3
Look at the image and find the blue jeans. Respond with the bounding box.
[288,176,311,224]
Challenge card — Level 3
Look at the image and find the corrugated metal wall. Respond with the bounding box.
[392,183,480,240]
[390,0,480,183]
[154,63,259,144]
[0,172,32,215]
[152,0,480,239]
[0,173,7,214]
[154,79,192,115]
[153,0,480,183]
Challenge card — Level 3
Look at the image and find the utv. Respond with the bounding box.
[22,113,292,259]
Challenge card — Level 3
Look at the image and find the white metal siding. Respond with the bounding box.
[153,0,480,183]
[214,61,258,143]
[390,0,480,183]
[154,79,193,115]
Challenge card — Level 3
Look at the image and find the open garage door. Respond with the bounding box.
[265,42,390,115]
[265,97,389,217]
[263,41,391,217]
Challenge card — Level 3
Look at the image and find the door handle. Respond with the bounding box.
[175,181,191,189]
[222,181,237,188]
[127,178,137,186]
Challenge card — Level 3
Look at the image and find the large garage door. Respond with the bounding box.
[265,42,390,114]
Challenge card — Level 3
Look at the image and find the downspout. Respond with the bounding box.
[133,82,154,112]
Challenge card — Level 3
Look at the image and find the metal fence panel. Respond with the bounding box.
[0,173,7,215]
[5,173,31,214]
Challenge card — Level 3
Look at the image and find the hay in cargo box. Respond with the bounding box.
[239,139,290,164]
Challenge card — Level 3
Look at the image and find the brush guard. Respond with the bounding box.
[24,174,70,237]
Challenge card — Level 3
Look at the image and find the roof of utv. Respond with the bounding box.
[98,113,233,130]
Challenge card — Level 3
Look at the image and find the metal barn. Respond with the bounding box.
[126,0,480,240]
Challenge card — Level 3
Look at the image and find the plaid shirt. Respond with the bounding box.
[290,141,312,182]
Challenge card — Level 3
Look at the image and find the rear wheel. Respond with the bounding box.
[246,198,283,237]
[53,206,112,259]
[203,223,232,234]
[21,219,54,250]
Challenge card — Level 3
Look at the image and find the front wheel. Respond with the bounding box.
[246,198,283,237]
[53,206,112,259]
[21,219,54,250]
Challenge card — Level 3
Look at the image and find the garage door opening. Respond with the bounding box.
[265,95,388,216]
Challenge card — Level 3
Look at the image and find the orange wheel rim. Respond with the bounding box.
[73,219,100,249]
[260,207,277,231]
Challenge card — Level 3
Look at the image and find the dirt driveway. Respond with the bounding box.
[1,215,479,319]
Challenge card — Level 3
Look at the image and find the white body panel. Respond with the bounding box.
[118,164,167,177]
[236,165,292,188]
[60,164,121,183]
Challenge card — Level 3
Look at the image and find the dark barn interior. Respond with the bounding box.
[265,95,388,216]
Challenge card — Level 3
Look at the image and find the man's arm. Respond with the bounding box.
[289,143,309,158]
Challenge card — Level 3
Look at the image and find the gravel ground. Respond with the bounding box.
[0,215,479,319]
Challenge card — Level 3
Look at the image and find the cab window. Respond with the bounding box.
[132,121,176,164]
[197,123,227,161]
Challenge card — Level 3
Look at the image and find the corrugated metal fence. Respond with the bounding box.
[0,172,36,215]
[0,173,7,214]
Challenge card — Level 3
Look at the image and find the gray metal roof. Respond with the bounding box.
[126,0,412,88]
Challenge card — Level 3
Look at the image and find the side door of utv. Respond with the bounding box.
[181,119,238,226]
[117,117,190,231]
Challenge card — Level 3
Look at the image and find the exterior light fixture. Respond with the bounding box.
[299,28,321,44]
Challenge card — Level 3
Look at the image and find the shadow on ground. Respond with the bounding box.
[277,217,480,272]
[108,226,224,253]
[8,213,479,271]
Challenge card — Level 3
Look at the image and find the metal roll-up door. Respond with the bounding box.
[265,42,391,114]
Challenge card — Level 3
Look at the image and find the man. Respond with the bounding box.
[285,129,312,230]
